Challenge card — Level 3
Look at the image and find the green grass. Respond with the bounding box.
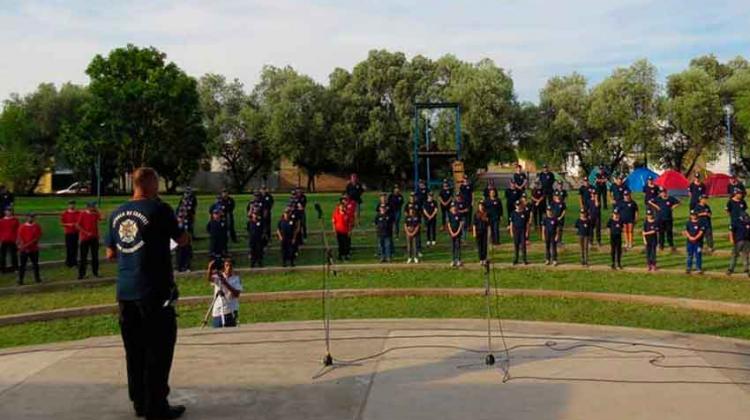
[3,267,750,317]
[3,295,750,349]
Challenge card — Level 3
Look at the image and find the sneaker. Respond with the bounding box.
[727,269,734,276]
[414,258,420,263]
[553,261,559,267]
[457,261,463,267]
[611,265,616,270]
[418,252,424,258]
[544,260,550,265]
[407,258,413,264]
[450,261,456,267]
[618,265,623,270]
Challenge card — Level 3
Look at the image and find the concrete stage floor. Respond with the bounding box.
[2,319,750,419]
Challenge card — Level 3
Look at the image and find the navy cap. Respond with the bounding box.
[700,194,708,199]
[734,188,743,195]
[546,205,553,211]
[646,209,654,216]
[690,209,697,216]
[624,190,630,195]
[613,208,620,214]
[212,208,222,214]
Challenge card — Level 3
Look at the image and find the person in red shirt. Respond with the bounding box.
[60,200,80,268]
[76,202,102,279]
[17,213,42,284]
[332,199,352,260]
[0,207,19,273]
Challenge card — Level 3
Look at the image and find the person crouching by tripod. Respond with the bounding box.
[207,258,242,328]
[404,207,421,264]
[448,204,464,267]
[473,201,490,266]
[278,208,298,267]
[332,199,352,261]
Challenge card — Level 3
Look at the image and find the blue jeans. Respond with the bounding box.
[686,242,702,271]
[378,236,393,259]
[212,311,238,328]
[393,210,402,236]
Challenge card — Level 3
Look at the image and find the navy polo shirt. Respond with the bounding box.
[643,219,659,239]
[726,199,748,222]
[574,218,590,236]
[685,220,705,244]
[510,210,528,231]
[448,212,463,233]
[651,196,680,220]
[606,218,624,237]
[375,213,392,237]
[543,216,560,237]
[278,219,296,241]
[439,188,453,207]
[484,198,503,220]
[616,201,638,222]
[731,219,750,242]
[538,172,554,193]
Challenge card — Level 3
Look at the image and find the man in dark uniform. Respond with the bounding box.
[277,208,298,267]
[207,208,228,258]
[530,181,546,232]
[694,194,713,252]
[537,164,555,207]
[219,189,237,243]
[606,209,624,270]
[726,188,748,225]
[455,193,469,240]
[294,188,308,239]
[509,201,529,265]
[175,207,192,272]
[388,185,405,237]
[728,175,746,197]
[728,212,750,276]
[511,164,528,194]
[578,177,593,209]
[345,173,365,224]
[177,187,197,237]
[504,182,521,227]
[649,188,680,251]
[459,174,474,230]
[609,174,630,207]
[642,176,659,207]
[0,185,14,211]
[595,165,609,209]
[484,188,503,245]
[415,179,429,208]
[260,185,274,241]
[542,206,560,266]
[587,193,602,247]
[106,167,188,420]
[688,173,706,211]
[437,180,453,232]
[247,210,265,267]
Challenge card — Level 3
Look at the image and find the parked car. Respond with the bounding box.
[55,182,91,195]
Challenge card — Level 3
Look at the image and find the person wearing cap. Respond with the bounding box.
[388,185,405,238]
[643,176,659,208]
[504,181,521,227]
[648,188,680,251]
[290,200,306,257]
[278,207,299,267]
[177,187,197,237]
[209,193,227,225]
[405,192,424,254]
[595,165,610,210]
[727,212,750,276]
[447,203,464,267]
[511,164,528,194]
[553,179,568,202]
[207,207,229,259]
[332,199,352,261]
[259,185,274,241]
[537,165,555,207]
[586,189,603,247]
[688,173,706,211]
[0,185,14,211]
[574,210,591,266]
[0,206,19,273]
[578,177,593,210]
[404,207,421,264]
[423,193,438,246]
[247,191,265,244]
[17,213,42,284]
[437,180,453,232]
[683,210,706,274]
[375,192,390,216]
[609,174,630,207]
[694,195,714,252]
[60,200,80,268]
[415,179,429,208]
[550,191,566,246]
[530,181,546,234]
[459,174,474,228]
[542,206,560,266]
[642,209,660,271]
[727,175,746,197]
[175,206,193,272]
[508,200,530,265]
[484,187,503,245]
[483,179,497,200]
[455,193,469,241]
[615,191,639,249]
[76,202,102,279]
[345,173,365,225]
[606,209,624,270]
[472,201,490,265]
[374,204,393,263]
[725,188,747,225]
[219,189,237,243]
[247,208,265,268]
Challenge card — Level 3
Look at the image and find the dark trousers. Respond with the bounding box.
[0,241,18,272]
[406,235,418,259]
[440,207,449,229]
[64,233,79,267]
[729,240,750,273]
[597,186,608,209]
[545,235,558,262]
[578,236,589,265]
[610,235,622,267]
[336,233,350,259]
[249,239,264,267]
[426,218,437,242]
[512,230,527,264]
[556,220,565,244]
[227,214,237,242]
[476,234,488,261]
[533,204,545,227]
[451,236,462,262]
[118,301,177,416]
[18,251,40,283]
[646,238,658,266]
[378,236,393,260]
[301,212,308,239]
[704,226,714,249]
[589,216,602,245]
[686,242,703,270]
[658,219,674,249]
[176,245,192,272]
[490,218,500,244]
[78,238,99,278]
[393,210,403,237]
[281,239,296,266]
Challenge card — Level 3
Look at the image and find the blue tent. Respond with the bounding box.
[626,167,658,193]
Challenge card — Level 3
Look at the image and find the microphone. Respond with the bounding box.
[314,203,323,220]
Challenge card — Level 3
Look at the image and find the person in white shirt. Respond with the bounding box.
[206,258,242,328]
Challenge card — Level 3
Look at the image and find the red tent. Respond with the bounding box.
[655,170,689,195]
[706,173,732,196]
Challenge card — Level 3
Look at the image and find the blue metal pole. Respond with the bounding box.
[413,106,420,192]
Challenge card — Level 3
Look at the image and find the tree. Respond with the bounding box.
[198,73,275,193]
[85,44,207,187]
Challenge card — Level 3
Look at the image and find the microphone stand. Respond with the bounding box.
[483,224,495,366]
[315,204,336,366]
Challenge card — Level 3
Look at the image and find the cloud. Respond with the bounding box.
[0,0,748,102]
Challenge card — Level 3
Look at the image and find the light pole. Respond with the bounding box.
[725,104,734,175]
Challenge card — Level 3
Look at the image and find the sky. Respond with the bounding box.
[1,0,749,102]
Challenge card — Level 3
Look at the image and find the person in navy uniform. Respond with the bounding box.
[609,174,630,207]
[423,193,438,246]
[218,189,237,243]
[437,180,453,232]
[550,192,566,245]
[293,188,308,240]
[578,177,593,209]
[277,208,298,267]
[508,201,530,265]
[459,175,474,229]
[484,188,503,245]
[587,193,602,247]
[694,194,713,252]
[447,204,464,267]
[374,205,393,263]
[404,208,421,264]
[649,188,680,251]
[175,207,193,272]
[642,176,659,207]
[728,175,746,197]
[542,206,560,266]
[405,192,424,255]
[105,167,189,420]
[688,173,706,210]
[537,164,555,207]
[595,165,610,209]
[388,185,405,238]
[616,191,639,249]
[0,185,14,211]
[415,179,429,208]
[247,210,265,267]
[259,185,274,242]
[606,209,624,270]
[642,209,659,271]
[530,181,546,234]
[574,210,591,266]
[726,188,747,225]
[455,193,469,240]
[483,179,497,199]
[683,210,706,274]
[207,208,228,258]
[375,192,390,215]
[345,173,365,224]
[177,187,197,237]
[728,212,750,276]
[473,201,490,266]
[504,181,521,226]
[511,164,528,194]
